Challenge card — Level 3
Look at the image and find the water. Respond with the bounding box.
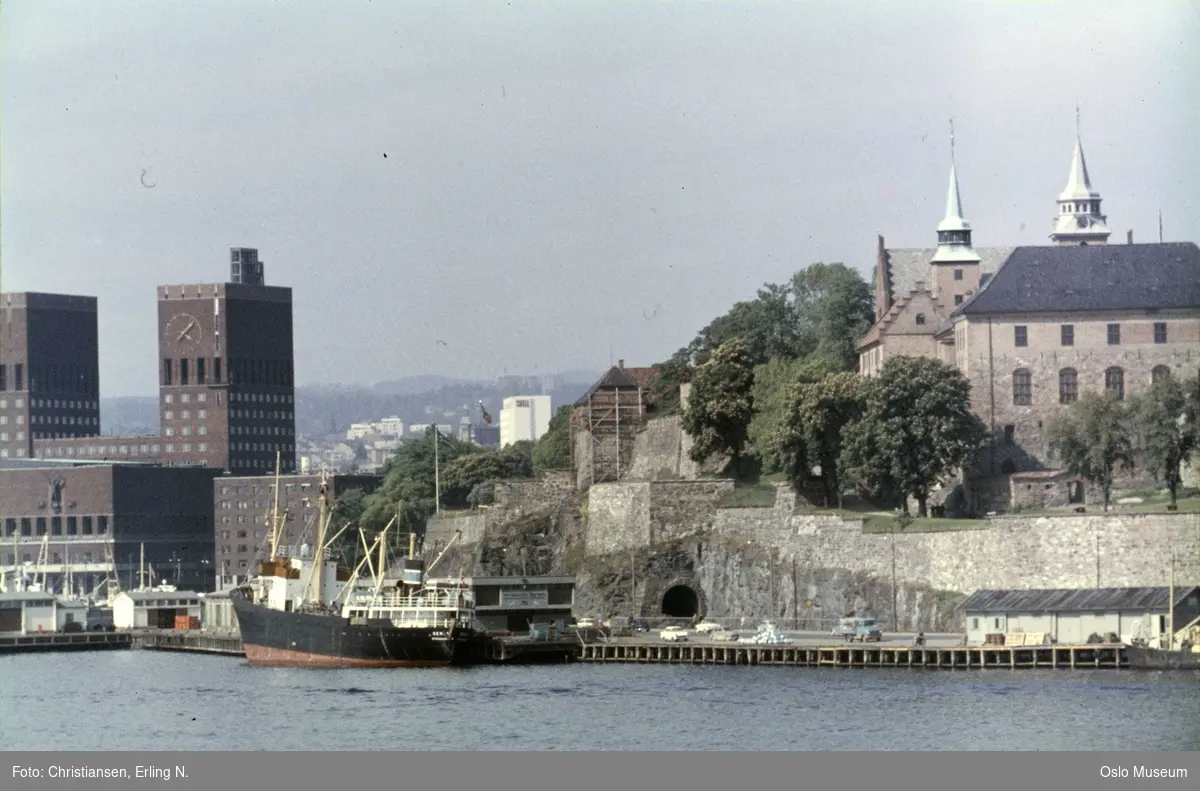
[2,652,1198,750]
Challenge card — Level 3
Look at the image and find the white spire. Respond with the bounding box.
[1050,105,1110,246]
[1059,137,1100,200]
[932,119,979,263]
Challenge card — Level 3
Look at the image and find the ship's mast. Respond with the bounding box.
[268,451,283,562]
[308,471,330,606]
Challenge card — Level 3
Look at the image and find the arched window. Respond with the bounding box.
[1059,368,1078,404]
[1012,369,1032,406]
[915,314,926,326]
[1151,365,1171,385]
[1105,367,1125,400]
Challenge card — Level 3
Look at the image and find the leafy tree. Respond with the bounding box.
[532,405,574,471]
[1131,376,1194,509]
[747,356,839,473]
[789,262,875,372]
[777,372,868,508]
[680,340,756,469]
[1045,391,1135,513]
[359,427,480,534]
[330,488,367,529]
[840,357,988,517]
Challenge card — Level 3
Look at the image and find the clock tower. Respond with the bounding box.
[1049,114,1111,246]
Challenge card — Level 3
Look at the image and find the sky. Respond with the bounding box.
[2,1,1198,397]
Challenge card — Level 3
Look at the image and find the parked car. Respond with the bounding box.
[660,625,689,642]
[630,619,650,633]
[831,617,883,643]
[711,630,740,643]
[694,620,724,633]
[61,620,85,634]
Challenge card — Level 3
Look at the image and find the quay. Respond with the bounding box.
[578,640,1129,669]
[134,631,245,656]
[0,631,132,655]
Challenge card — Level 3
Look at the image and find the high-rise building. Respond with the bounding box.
[0,293,101,460]
[499,395,551,447]
[157,248,297,473]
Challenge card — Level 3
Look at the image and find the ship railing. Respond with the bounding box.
[348,589,475,610]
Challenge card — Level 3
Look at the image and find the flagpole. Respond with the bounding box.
[434,426,440,514]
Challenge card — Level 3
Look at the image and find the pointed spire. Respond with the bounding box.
[1051,104,1110,245]
[1060,104,1099,200]
[932,119,979,264]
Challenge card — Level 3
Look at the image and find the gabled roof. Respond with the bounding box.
[960,586,1200,614]
[883,246,1014,303]
[0,591,56,602]
[574,365,659,405]
[958,242,1200,315]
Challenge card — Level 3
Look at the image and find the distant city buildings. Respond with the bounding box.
[499,395,552,447]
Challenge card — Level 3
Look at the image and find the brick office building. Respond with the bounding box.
[0,460,220,593]
[214,473,381,584]
[0,293,102,461]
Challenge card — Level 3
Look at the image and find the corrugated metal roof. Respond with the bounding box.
[118,591,202,603]
[0,591,56,602]
[961,586,1200,614]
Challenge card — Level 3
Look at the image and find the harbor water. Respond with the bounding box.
[2,652,1198,750]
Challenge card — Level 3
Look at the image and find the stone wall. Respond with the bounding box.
[625,416,686,481]
[585,482,651,555]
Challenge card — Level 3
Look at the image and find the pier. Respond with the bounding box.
[474,634,579,663]
[134,631,245,656]
[0,631,132,655]
[578,640,1129,669]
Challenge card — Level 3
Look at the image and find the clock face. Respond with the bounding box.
[166,313,201,345]
[1076,216,1089,229]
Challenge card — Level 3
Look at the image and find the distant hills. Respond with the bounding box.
[99,371,604,439]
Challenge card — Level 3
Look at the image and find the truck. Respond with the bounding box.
[832,616,883,643]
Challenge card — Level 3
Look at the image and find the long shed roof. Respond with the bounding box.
[960,586,1200,614]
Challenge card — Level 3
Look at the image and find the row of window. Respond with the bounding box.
[219,514,296,525]
[163,392,207,404]
[231,409,294,420]
[163,357,295,388]
[0,414,24,425]
[1014,322,1169,348]
[232,392,294,404]
[29,442,213,459]
[25,398,98,410]
[231,442,295,452]
[220,498,302,510]
[0,397,25,409]
[3,363,99,395]
[219,483,306,496]
[30,415,97,426]
[231,426,293,437]
[165,409,207,420]
[1060,201,1099,214]
[1011,365,1172,406]
[3,515,110,538]
[3,552,97,565]
[229,458,296,469]
[0,431,26,443]
[164,426,209,437]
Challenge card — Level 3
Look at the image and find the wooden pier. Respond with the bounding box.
[578,641,1129,670]
[0,631,133,655]
[473,635,579,664]
[134,631,245,656]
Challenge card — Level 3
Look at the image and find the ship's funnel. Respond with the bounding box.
[401,558,424,587]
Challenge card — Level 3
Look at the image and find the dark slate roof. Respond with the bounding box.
[574,365,659,405]
[958,242,1200,315]
[960,586,1200,614]
[884,247,1013,301]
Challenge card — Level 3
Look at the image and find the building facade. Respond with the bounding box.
[0,461,221,593]
[499,395,552,448]
[0,293,101,461]
[213,472,381,583]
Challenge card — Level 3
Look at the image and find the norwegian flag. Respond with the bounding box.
[478,401,492,424]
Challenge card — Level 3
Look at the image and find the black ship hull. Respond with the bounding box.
[1125,645,1200,670]
[230,588,473,668]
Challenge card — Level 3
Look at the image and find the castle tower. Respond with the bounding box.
[1050,108,1111,246]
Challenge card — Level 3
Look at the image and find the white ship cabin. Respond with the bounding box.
[255,545,351,612]
[344,581,475,630]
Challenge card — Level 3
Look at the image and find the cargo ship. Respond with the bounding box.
[230,470,475,668]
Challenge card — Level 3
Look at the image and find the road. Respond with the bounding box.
[600,628,962,648]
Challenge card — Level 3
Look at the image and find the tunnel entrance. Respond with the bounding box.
[661,585,699,618]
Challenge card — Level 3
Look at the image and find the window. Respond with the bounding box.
[66,516,77,535]
[972,618,979,630]
[1105,367,1125,400]
[197,358,207,384]
[1060,325,1074,346]
[1003,425,1015,446]
[97,516,108,534]
[1059,368,1078,404]
[163,359,173,386]
[51,517,62,535]
[1152,365,1171,385]
[214,358,222,383]
[0,364,5,391]
[15,364,23,390]
[1107,323,1121,345]
[82,516,92,534]
[915,314,926,326]
[1154,322,1167,344]
[954,295,963,305]
[1014,326,1028,347]
[180,358,189,385]
[1012,369,1032,405]
[954,268,963,281]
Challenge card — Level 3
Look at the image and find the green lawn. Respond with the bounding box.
[1014,496,1200,518]
[716,482,778,508]
[860,514,989,533]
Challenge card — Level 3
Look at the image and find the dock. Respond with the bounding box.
[134,631,245,656]
[0,631,133,655]
[474,634,579,663]
[578,641,1129,669]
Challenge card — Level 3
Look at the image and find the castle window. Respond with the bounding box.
[1014,326,1028,347]
[915,314,926,326]
[1012,369,1032,406]
[1154,322,1167,344]
[1059,368,1078,404]
[954,295,963,305]
[954,269,963,281]
[1003,425,1016,446]
[1060,325,1074,346]
[1151,365,1171,385]
[1107,324,1121,346]
[1105,367,1125,400]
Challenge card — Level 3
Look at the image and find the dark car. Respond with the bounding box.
[630,619,650,632]
[62,620,85,633]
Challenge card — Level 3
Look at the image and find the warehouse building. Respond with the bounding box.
[961,586,1200,646]
[113,589,202,630]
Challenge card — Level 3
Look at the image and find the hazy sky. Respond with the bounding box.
[3,1,1197,397]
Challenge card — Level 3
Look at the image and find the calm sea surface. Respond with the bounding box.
[2,652,1198,751]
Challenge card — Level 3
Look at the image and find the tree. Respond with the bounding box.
[1131,376,1194,509]
[777,372,868,508]
[747,356,839,473]
[840,357,988,517]
[532,405,574,471]
[680,340,756,469]
[330,488,367,529]
[789,262,875,372]
[359,428,480,534]
[1045,391,1135,513]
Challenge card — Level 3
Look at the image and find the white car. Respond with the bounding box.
[695,621,724,633]
[574,618,597,629]
[660,626,689,642]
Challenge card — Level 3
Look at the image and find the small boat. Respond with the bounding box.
[1125,644,1200,670]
